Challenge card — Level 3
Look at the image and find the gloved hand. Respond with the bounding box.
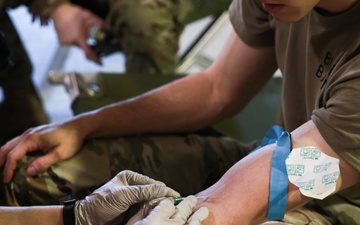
[74,170,179,225]
[130,196,209,225]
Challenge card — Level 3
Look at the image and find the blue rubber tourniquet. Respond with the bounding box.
[251,126,291,220]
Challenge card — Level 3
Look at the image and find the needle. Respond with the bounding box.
[149,196,208,206]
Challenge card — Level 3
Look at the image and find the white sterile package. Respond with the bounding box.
[285,146,340,199]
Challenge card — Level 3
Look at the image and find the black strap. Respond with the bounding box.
[63,199,77,225]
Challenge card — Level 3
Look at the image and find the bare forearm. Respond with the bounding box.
[195,144,310,225]
[76,71,226,138]
[0,206,63,225]
[67,33,278,139]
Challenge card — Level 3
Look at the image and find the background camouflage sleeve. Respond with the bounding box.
[182,0,232,24]
[107,0,191,74]
[106,0,232,74]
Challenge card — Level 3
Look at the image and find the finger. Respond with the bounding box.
[165,187,180,198]
[83,15,107,31]
[146,199,175,222]
[26,149,65,176]
[96,170,158,193]
[124,202,149,225]
[127,171,180,199]
[172,196,197,221]
[2,133,50,182]
[127,183,169,203]
[85,49,102,65]
[186,207,209,225]
[125,170,160,186]
[78,40,101,64]
[82,18,107,63]
[109,183,169,210]
[0,135,24,166]
[113,170,157,186]
[0,127,44,167]
[2,139,38,183]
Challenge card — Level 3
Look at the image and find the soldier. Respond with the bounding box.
[1,0,360,224]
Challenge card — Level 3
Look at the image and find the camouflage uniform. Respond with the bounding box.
[0,1,48,145]
[106,0,232,74]
[29,0,232,74]
[3,133,257,206]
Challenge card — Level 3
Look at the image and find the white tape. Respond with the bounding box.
[286,146,340,199]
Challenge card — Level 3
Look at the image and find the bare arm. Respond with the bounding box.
[195,120,360,225]
[0,206,63,225]
[75,31,278,138]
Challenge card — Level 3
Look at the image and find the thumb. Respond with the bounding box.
[165,187,180,198]
[187,207,209,225]
[146,199,176,222]
[172,196,197,221]
[78,39,101,64]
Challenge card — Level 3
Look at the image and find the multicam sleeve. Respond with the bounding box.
[106,0,194,74]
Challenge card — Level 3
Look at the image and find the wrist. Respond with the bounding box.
[64,114,94,140]
[72,111,101,139]
[50,2,77,20]
[62,199,77,225]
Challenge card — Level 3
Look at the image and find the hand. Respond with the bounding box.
[75,170,180,225]
[130,196,209,225]
[28,0,67,25]
[50,2,109,64]
[0,122,83,183]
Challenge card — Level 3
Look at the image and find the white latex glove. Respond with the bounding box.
[131,196,209,225]
[74,170,179,225]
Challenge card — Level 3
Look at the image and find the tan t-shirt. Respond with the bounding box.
[229,0,360,173]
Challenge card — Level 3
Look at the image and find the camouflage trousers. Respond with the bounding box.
[1,132,358,224]
[2,133,256,206]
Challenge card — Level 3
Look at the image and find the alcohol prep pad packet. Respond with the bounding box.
[285,146,340,199]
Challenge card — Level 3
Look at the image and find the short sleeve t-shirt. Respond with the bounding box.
[229,0,360,173]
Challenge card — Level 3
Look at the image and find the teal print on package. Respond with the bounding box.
[251,126,291,220]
